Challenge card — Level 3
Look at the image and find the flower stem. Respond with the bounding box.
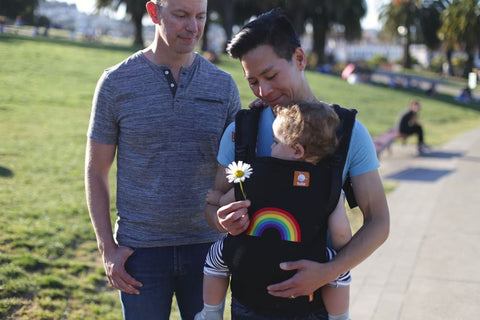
[239,182,247,200]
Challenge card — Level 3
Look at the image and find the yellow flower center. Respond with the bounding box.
[234,170,244,178]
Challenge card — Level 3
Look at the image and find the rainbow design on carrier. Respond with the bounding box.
[245,207,301,242]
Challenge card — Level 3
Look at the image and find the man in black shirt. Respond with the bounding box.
[398,100,429,154]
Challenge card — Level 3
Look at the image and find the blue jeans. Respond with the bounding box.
[231,297,328,320]
[120,243,212,320]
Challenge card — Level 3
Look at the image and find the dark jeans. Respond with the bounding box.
[231,297,328,320]
[400,124,424,146]
[120,243,212,320]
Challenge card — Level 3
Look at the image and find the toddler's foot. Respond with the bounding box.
[329,311,350,320]
[194,303,223,320]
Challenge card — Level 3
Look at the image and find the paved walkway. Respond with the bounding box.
[350,126,480,319]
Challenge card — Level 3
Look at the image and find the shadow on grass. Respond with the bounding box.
[385,167,453,182]
[0,33,142,54]
[0,32,230,68]
[0,166,14,178]
[420,150,463,159]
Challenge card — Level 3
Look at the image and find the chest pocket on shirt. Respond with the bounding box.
[193,97,228,139]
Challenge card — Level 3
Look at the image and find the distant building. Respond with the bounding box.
[35,1,77,29]
[35,0,135,40]
[325,28,426,66]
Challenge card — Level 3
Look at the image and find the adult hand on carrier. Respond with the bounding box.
[217,200,251,235]
[102,245,142,294]
[267,259,334,300]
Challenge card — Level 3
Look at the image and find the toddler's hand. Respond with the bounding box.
[206,189,222,206]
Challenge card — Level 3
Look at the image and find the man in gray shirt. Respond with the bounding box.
[85,0,241,319]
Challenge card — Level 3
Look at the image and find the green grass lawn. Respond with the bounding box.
[1,33,479,319]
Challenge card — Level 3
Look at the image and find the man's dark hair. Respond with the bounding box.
[226,8,301,61]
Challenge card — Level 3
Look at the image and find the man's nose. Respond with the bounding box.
[185,18,197,32]
[258,82,273,98]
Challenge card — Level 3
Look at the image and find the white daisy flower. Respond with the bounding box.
[226,161,253,183]
[225,161,253,199]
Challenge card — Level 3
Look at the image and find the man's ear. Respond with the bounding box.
[293,47,307,71]
[146,1,159,24]
[293,143,305,160]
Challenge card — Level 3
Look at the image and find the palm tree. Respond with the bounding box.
[418,0,444,51]
[417,0,446,68]
[305,0,366,65]
[379,0,423,69]
[336,0,366,41]
[439,0,480,77]
[96,0,148,47]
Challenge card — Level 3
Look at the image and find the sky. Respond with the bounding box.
[55,0,388,30]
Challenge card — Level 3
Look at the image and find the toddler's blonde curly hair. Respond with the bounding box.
[273,101,340,163]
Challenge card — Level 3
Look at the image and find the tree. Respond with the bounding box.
[96,0,148,46]
[208,0,365,65]
[308,1,335,65]
[336,0,366,41]
[379,0,423,69]
[305,0,365,64]
[207,0,282,51]
[439,0,480,77]
[418,0,444,51]
[416,0,445,68]
[207,0,247,49]
[0,0,38,25]
[230,0,365,65]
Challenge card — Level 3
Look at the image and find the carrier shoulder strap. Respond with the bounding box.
[234,108,262,201]
[330,104,358,209]
[234,107,262,164]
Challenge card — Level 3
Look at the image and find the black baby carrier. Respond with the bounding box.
[222,104,357,317]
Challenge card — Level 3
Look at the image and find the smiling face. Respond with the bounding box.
[240,44,308,107]
[148,0,207,55]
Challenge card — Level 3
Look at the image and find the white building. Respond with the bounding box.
[35,0,134,40]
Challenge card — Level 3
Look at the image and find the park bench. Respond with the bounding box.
[372,127,406,158]
[371,70,443,93]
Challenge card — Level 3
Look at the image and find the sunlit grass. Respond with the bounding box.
[0,33,479,319]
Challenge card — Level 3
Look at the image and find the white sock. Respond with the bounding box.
[194,302,224,320]
[203,302,223,312]
[329,310,350,320]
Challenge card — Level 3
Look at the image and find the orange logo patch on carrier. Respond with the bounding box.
[293,171,310,187]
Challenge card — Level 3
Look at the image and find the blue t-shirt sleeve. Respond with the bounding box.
[217,107,275,167]
[344,120,380,180]
[256,107,276,157]
[217,122,236,167]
